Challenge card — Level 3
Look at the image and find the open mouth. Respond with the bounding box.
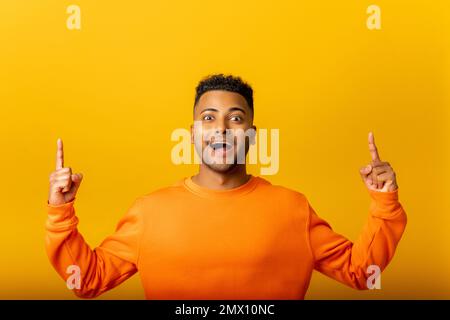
[209,141,233,151]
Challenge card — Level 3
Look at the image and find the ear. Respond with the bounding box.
[190,124,194,144]
[250,125,257,145]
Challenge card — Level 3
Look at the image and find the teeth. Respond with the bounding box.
[211,142,231,150]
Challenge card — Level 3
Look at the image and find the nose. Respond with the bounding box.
[215,118,227,135]
[215,128,226,135]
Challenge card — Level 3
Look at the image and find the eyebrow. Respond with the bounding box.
[200,107,247,114]
[200,108,218,114]
[229,107,246,114]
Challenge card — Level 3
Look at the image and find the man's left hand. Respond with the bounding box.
[359,132,398,192]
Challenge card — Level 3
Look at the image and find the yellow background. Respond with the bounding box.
[1,0,449,299]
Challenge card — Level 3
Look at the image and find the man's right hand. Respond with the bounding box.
[48,138,83,206]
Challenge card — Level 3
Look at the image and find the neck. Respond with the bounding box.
[192,164,251,190]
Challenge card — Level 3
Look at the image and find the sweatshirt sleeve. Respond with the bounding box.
[307,188,407,290]
[45,197,145,298]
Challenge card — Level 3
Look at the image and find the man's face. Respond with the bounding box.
[192,90,256,173]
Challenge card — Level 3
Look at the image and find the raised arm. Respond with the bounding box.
[308,132,407,289]
[45,138,143,298]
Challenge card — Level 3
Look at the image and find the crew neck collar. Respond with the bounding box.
[183,175,260,198]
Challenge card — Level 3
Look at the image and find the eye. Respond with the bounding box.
[230,115,242,121]
[203,115,214,121]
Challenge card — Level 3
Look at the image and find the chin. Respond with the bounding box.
[205,162,238,173]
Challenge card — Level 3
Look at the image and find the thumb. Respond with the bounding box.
[69,173,83,193]
[359,164,372,177]
[359,164,373,187]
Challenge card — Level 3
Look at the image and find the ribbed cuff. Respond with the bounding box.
[368,188,403,219]
[46,199,78,231]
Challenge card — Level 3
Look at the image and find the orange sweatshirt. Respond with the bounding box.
[45,176,407,299]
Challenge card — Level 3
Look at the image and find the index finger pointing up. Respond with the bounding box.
[56,138,64,169]
[368,131,381,163]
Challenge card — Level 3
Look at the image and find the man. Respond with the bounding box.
[46,74,407,299]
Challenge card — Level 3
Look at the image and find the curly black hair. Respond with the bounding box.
[194,74,254,114]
